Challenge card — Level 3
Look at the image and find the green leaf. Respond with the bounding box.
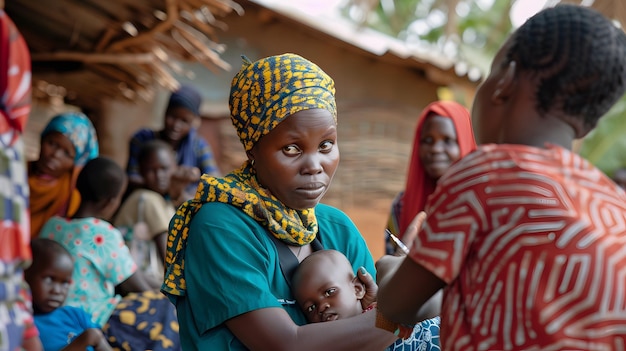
[579,94,626,176]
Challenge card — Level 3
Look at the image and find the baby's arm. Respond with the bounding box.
[61,328,112,351]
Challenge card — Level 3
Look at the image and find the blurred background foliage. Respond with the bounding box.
[340,0,626,177]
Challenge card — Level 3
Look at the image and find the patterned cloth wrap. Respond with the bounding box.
[0,8,38,349]
[162,53,337,298]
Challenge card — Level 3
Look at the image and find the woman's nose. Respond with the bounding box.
[301,155,323,175]
[430,140,445,152]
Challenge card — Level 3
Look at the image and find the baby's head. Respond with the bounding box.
[25,238,74,314]
[292,250,365,323]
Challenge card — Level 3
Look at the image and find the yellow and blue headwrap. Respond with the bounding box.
[229,53,336,151]
[162,54,337,299]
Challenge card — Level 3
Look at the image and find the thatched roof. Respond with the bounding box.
[5,0,243,110]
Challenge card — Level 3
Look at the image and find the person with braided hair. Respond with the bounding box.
[376,4,626,350]
[162,53,401,350]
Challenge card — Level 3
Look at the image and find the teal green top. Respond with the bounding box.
[174,202,375,350]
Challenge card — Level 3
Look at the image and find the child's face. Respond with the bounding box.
[140,148,175,195]
[36,132,76,178]
[419,114,461,180]
[294,253,364,323]
[163,106,196,143]
[26,253,74,314]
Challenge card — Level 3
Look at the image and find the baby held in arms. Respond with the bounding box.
[292,250,441,351]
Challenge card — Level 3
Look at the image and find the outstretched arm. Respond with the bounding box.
[377,256,445,326]
[61,328,112,351]
[226,307,397,351]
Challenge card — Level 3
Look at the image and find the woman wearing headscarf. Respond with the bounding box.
[385,101,476,254]
[28,112,99,237]
[126,85,220,203]
[162,53,400,350]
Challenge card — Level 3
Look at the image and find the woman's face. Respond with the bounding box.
[37,132,76,178]
[163,106,196,143]
[419,115,461,180]
[249,109,339,210]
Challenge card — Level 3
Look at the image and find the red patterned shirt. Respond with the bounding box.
[410,144,626,351]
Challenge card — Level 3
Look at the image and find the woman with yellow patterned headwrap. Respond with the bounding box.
[161,54,398,350]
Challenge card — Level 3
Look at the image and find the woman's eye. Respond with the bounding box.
[306,304,316,313]
[283,145,300,155]
[319,141,334,152]
[420,137,433,145]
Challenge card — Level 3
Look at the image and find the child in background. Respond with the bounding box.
[292,250,440,351]
[126,85,220,204]
[25,238,111,351]
[114,140,177,285]
[39,157,180,351]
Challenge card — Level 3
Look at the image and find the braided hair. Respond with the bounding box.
[505,4,626,128]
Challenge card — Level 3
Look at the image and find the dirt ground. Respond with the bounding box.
[341,203,391,261]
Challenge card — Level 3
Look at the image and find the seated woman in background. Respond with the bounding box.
[28,112,98,237]
[39,157,180,351]
[126,85,220,204]
[385,101,475,254]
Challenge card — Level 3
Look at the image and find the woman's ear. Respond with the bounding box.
[492,61,517,104]
[352,276,366,299]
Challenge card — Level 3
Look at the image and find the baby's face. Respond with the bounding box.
[294,256,364,323]
[26,253,74,314]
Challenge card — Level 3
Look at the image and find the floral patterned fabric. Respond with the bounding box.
[0,8,37,349]
[387,317,441,351]
[40,216,136,326]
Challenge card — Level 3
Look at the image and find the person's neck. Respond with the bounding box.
[72,205,107,221]
[159,130,182,150]
[503,113,576,150]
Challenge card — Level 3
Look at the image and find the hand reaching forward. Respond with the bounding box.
[357,266,378,309]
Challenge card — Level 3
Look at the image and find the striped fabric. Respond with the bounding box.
[411,144,626,350]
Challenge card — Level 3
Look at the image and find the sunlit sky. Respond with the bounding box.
[256,0,553,28]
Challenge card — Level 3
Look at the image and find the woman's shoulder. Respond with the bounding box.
[192,202,257,226]
[315,203,352,222]
[315,204,361,238]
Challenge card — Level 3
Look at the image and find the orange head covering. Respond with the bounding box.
[398,101,476,237]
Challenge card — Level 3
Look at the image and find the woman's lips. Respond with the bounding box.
[295,183,326,199]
